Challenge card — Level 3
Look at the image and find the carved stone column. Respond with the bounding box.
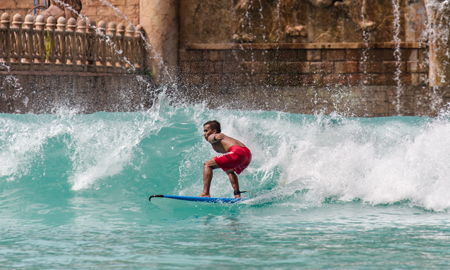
[425,0,450,86]
[139,0,178,86]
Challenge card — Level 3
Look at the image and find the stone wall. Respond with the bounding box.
[179,0,427,44]
[0,71,153,113]
[0,0,139,26]
[180,45,428,88]
[83,0,139,26]
[178,44,437,117]
[0,0,37,18]
[175,0,450,117]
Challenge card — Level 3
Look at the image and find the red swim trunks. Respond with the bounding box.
[214,145,252,175]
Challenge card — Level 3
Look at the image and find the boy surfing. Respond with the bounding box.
[199,120,252,199]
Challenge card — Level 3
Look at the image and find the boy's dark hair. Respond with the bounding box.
[204,120,221,133]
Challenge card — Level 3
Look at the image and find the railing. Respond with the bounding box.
[0,12,144,73]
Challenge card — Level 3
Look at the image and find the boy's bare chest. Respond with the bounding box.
[212,143,227,153]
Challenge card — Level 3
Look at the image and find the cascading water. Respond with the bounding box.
[360,0,371,84]
[392,0,403,114]
[257,0,267,42]
[425,0,450,85]
[52,0,138,71]
[94,0,175,82]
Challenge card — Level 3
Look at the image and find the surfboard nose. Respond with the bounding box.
[149,195,164,201]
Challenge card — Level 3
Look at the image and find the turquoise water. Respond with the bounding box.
[2,101,450,269]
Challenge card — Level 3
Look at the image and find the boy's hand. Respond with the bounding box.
[209,133,224,143]
[215,133,225,141]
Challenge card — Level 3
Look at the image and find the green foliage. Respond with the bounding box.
[45,31,51,60]
[143,66,155,82]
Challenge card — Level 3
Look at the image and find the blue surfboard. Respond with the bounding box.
[149,194,246,204]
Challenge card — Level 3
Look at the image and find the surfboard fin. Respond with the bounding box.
[149,195,164,201]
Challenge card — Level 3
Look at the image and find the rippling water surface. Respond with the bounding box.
[2,100,450,269]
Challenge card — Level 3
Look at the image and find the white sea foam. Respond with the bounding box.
[176,108,450,211]
[2,104,450,211]
[67,111,164,191]
[0,115,70,180]
[251,113,450,211]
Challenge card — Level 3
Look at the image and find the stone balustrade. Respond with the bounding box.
[0,12,144,73]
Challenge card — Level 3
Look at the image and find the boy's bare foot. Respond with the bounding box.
[198,193,211,197]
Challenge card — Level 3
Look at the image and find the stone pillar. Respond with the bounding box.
[425,1,450,86]
[139,0,178,86]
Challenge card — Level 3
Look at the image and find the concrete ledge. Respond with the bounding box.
[176,84,449,117]
[1,64,143,74]
[0,71,141,77]
[186,42,427,50]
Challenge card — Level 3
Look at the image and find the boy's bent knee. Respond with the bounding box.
[204,159,218,168]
